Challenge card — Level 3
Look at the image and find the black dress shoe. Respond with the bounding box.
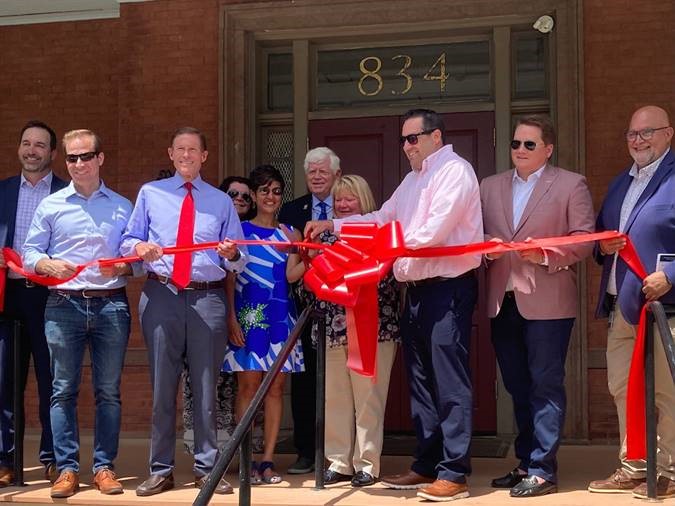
[136,473,174,496]
[195,474,234,494]
[324,469,352,485]
[510,475,557,497]
[491,468,526,488]
[351,471,376,487]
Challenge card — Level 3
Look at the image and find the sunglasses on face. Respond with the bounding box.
[400,129,435,145]
[510,140,538,151]
[227,190,252,203]
[65,151,99,163]
[257,186,283,196]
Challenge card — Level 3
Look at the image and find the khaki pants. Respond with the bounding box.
[324,341,398,477]
[607,309,675,480]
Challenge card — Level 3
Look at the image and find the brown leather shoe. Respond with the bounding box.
[632,476,675,499]
[381,469,435,490]
[588,468,644,493]
[136,473,174,496]
[44,462,59,484]
[51,470,79,498]
[417,479,470,501]
[195,474,234,495]
[94,468,124,494]
[0,466,14,487]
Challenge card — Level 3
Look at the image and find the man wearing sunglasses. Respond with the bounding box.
[0,121,67,488]
[121,127,245,497]
[480,115,595,497]
[589,105,675,499]
[278,146,341,475]
[22,129,138,498]
[305,109,483,501]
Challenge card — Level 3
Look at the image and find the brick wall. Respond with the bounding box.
[583,0,675,440]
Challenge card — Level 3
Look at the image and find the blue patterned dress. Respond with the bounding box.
[222,221,304,373]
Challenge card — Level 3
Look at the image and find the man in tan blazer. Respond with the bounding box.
[480,115,594,497]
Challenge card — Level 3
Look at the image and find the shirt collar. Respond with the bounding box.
[170,172,204,191]
[64,179,110,199]
[20,171,53,188]
[312,194,333,208]
[513,164,546,184]
[628,150,668,179]
[419,144,453,173]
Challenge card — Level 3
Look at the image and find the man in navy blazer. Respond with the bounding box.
[0,121,67,486]
[589,105,675,499]
[278,147,341,474]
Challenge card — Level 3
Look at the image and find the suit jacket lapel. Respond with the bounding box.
[624,149,674,233]
[514,165,557,236]
[501,173,515,236]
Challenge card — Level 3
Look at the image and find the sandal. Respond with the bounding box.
[258,461,282,485]
[250,461,262,485]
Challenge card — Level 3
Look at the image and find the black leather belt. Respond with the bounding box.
[55,288,126,299]
[7,277,38,288]
[148,272,225,290]
[404,269,475,288]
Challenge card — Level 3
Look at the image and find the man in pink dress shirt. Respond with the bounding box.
[306,109,483,501]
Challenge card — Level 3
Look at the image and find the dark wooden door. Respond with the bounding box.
[309,111,496,433]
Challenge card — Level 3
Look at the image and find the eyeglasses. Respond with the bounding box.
[400,129,435,145]
[510,140,538,151]
[227,190,252,203]
[625,127,670,142]
[257,186,283,196]
[65,151,99,163]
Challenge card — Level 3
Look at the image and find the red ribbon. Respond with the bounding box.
[0,223,653,457]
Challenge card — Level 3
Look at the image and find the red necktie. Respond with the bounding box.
[172,182,195,289]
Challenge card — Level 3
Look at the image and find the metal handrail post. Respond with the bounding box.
[238,428,252,506]
[193,307,311,506]
[12,320,25,487]
[645,311,657,501]
[313,308,326,490]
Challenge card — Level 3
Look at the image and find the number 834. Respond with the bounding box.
[358,53,449,97]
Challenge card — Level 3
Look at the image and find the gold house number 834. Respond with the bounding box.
[357,53,450,97]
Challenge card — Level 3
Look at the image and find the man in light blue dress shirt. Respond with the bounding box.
[22,129,137,498]
[121,127,246,497]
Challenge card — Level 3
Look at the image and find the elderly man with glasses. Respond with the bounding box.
[589,105,675,499]
[305,109,483,502]
[480,114,595,497]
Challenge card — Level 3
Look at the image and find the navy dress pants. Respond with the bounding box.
[490,293,574,483]
[401,274,477,484]
[0,280,54,468]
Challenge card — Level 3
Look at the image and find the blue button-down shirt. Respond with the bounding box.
[22,181,135,290]
[120,173,246,280]
[312,194,333,220]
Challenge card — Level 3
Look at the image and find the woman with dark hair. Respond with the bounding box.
[222,165,304,485]
[219,176,255,221]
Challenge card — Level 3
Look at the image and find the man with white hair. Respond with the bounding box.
[278,146,341,474]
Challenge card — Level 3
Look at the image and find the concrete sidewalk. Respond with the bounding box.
[0,436,668,505]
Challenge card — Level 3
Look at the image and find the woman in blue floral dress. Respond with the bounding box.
[222,165,304,484]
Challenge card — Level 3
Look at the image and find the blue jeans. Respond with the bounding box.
[44,292,130,474]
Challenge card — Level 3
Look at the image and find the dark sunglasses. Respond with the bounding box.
[510,140,538,151]
[227,190,252,203]
[65,151,99,163]
[257,186,283,196]
[400,129,435,145]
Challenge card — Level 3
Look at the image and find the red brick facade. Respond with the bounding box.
[1,0,674,441]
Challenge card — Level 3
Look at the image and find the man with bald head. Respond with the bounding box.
[589,105,675,499]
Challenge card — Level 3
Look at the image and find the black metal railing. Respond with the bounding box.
[194,306,326,505]
[644,301,675,500]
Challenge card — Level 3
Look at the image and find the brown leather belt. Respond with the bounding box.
[147,272,225,290]
[54,287,126,299]
[404,269,475,288]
